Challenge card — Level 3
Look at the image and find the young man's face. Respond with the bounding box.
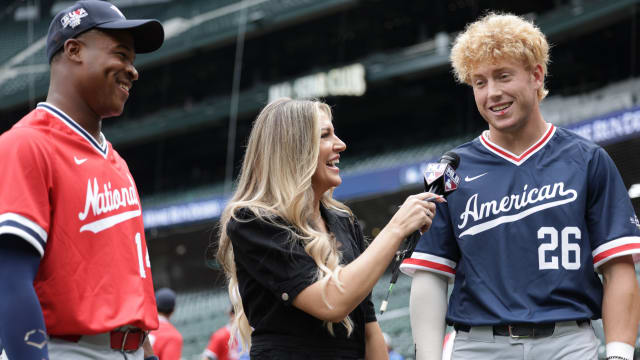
[75,29,138,119]
[470,58,543,134]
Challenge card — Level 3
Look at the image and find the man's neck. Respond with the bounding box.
[45,91,102,144]
[487,113,548,156]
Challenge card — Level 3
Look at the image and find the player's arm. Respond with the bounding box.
[601,255,640,360]
[0,235,49,360]
[410,271,448,360]
[584,147,640,359]
[364,321,388,360]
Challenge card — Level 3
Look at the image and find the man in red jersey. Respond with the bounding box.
[202,308,248,360]
[150,288,183,360]
[0,1,164,359]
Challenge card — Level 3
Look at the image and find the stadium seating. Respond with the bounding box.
[169,274,419,359]
[541,77,640,126]
[134,74,640,212]
[170,288,234,359]
[171,267,640,359]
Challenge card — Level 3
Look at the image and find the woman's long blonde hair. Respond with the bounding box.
[216,98,354,349]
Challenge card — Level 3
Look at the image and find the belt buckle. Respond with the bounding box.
[119,328,147,352]
[507,325,530,339]
[120,328,131,352]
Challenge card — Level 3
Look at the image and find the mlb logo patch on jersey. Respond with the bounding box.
[61,8,88,29]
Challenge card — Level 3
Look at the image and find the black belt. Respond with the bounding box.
[453,320,590,338]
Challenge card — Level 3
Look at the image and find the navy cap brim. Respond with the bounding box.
[96,19,164,54]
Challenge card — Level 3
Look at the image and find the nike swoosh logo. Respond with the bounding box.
[465,173,488,182]
[74,156,87,165]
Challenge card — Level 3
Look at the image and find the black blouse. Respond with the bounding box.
[228,206,377,359]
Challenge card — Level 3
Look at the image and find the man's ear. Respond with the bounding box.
[63,38,83,63]
[531,63,544,89]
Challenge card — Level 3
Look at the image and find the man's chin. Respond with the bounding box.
[103,106,126,119]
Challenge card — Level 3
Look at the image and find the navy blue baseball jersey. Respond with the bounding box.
[400,124,640,325]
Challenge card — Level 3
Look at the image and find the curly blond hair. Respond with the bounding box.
[216,98,354,350]
[450,12,550,100]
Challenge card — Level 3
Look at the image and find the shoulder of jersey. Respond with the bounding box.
[0,123,50,149]
[554,126,603,157]
[1,108,60,142]
[557,126,599,146]
[449,137,479,158]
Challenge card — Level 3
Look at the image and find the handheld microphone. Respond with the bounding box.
[380,151,460,314]
[424,151,461,196]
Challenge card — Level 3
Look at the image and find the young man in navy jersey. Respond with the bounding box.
[400,12,640,360]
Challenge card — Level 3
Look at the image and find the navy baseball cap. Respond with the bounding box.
[155,287,176,313]
[46,0,164,62]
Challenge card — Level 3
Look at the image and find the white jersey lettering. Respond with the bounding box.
[77,175,141,233]
[78,176,139,221]
[458,182,578,235]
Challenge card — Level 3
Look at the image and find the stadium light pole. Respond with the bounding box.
[28,0,40,109]
[631,4,637,78]
[224,1,249,195]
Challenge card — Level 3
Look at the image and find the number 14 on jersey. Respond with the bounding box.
[134,232,151,278]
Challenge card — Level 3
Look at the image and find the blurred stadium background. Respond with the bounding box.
[2,0,640,358]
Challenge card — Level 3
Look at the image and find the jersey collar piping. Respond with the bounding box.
[37,102,109,158]
[479,123,555,166]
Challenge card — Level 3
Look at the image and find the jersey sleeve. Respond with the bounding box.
[399,202,460,279]
[228,211,317,306]
[586,147,640,270]
[0,129,51,257]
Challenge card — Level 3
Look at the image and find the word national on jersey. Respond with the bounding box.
[78,175,141,231]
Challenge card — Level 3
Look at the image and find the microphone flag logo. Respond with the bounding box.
[444,165,460,192]
[425,163,447,186]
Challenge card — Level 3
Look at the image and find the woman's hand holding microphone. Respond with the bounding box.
[387,192,445,238]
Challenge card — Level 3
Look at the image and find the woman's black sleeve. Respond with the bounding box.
[228,213,317,306]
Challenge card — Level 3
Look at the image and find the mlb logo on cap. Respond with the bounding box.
[46,0,164,63]
[61,8,88,29]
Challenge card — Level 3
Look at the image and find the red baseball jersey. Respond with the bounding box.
[150,316,183,360]
[204,325,241,360]
[0,103,158,335]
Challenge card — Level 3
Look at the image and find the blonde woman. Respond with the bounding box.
[217,98,442,359]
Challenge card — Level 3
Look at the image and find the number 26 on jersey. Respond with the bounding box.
[538,226,581,270]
